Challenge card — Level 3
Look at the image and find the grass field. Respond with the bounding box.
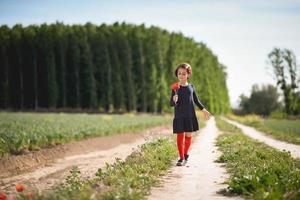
[0,112,172,156]
[215,117,300,199]
[227,114,300,144]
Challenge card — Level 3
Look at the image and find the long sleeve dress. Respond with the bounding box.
[169,83,205,134]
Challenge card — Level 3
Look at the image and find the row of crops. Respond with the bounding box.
[0,112,172,156]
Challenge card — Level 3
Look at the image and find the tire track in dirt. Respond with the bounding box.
[0,125,172,194]
[223,117,300,159]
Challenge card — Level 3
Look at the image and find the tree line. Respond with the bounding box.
[0,22,230,114]
[238,48,300,116]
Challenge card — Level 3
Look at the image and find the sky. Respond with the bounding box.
[1,0,300,108]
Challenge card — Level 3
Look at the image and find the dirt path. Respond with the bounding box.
[147,117,242,200]
[0,125,171,194]
[223,118,300,159]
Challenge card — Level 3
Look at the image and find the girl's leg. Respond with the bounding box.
[176,132,184,159]
[184,132,192,156]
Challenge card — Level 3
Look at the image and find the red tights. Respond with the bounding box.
[176,132,192,159]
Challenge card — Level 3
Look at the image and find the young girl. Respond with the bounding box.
[170,63,211,166]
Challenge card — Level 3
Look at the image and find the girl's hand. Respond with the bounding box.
[201,108,212,120]
[173,95,178,103]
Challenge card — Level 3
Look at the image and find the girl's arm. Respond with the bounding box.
[192,84,212,119]
[192,85,205,110]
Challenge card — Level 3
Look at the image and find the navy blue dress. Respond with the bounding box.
[169,83,205,134]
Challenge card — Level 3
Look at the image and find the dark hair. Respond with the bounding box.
[174,63,192,78]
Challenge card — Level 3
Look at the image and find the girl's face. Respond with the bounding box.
[177,68,189,82]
